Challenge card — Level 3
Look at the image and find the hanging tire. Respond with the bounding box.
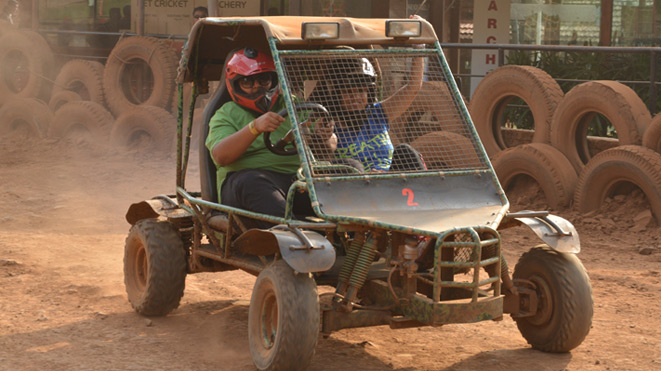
[573,145,661,222]
[249,260,319,371]
[550,81,651,173]
[103,36,178,117]
[513,245,593,353]
[110,105,177,153]
[52,59,106,107]
[0,97,52,138]
[0,30,55,104]
[491,143,577,209]
[124,218,187,316]
[469,65,563,157]
[48,90,82,112]
[48,100,114,144]
[410,130,483,170]
[642,113,661,153]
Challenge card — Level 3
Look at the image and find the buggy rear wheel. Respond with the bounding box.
[249,260,319,370]
[124,219,186,316]
[513,245,593,352]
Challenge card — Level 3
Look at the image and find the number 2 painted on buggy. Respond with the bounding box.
[402,188,418,206]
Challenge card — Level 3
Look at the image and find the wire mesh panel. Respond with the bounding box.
[279,49,488,177]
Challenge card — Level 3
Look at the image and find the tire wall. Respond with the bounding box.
[550,80,651,173]
[469,65,564,158]
[0,97,52,137]
[642,113,661,154]
[574,145,661,222]
[103,36,178,117]
[491,143,577,209]
[0,30,55,104]
[53,59,106,107]
[110,105,176,152]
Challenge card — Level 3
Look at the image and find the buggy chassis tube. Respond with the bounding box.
[177,188,337,273]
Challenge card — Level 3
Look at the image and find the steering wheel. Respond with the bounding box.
[264,103,332,156]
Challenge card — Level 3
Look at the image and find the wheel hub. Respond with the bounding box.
[260,291,278,350]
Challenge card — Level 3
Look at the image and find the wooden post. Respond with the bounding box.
[600,0,613,46]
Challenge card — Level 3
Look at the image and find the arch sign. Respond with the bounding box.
[470,0,511,98]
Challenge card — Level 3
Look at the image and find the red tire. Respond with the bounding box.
[469,65,563,157]
[410,131,483,170]
[491,143,577,209]
[0,30,55,104]
[103,36,178,117]
[574,145,661,222]
[52,59,106,107]
[0,97,52,138]
[110,105,176,153]
[550,81,652,173]
[48,101,114,144]
[48,90,82,112]
[642,113,661,154]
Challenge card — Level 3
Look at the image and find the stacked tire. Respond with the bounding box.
[470,65,661,224]
[0,31,179,153]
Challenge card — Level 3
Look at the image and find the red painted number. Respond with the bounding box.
[402,188,418,206]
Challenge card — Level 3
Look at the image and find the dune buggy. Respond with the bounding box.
[123,16,593,370]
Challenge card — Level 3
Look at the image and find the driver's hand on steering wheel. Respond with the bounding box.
[253,112,286,133]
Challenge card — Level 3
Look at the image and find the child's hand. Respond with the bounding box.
[313,117,335,141]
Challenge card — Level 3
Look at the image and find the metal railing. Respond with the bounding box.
[440,43,660,114]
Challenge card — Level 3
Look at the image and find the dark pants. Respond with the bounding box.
[221,169,315,229]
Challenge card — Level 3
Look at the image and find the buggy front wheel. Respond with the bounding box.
[512,245,593,352]
[123,219,187,316]
[249,260,319,370]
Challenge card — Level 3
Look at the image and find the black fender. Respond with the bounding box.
[233,225,336,273]
[125,195,191,225]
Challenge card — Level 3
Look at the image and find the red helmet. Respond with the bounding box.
[225,48,280,114]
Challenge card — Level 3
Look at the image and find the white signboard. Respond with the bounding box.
[132,0,260,35]
[470,0,511,97]
[216,0,259,16]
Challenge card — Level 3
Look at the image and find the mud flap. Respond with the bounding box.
[514,213,580,253]
[235,226,336,273]
[272,226,335,273]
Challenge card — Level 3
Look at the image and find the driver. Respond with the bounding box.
[206,47,336,227]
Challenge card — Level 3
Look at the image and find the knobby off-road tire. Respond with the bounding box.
[110,105,176,152]
[52,59,106,107]
[513,245,593,352]
[491,143,577,209]
[573,145,661,222]
[642,113,661,154]
[0,30,55,104]
[48,101,114,144]
[103,36,178,117]
[550,80,651,173]
[124,219,187,316]
[249,260,319,371]
[469,65,563,157]
[48,90,82,112]
[0,97,52,137]
[410,130,482,170]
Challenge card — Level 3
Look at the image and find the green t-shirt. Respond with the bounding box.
[205,97,301,202]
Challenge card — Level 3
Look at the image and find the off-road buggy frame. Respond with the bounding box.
[122,16,593,370]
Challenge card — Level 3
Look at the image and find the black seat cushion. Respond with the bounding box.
[199,50,240,203]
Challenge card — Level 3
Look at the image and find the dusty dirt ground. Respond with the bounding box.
[0,135,659,371]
